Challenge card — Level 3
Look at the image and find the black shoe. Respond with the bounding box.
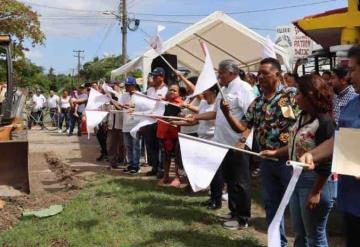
[146,170,158,176]
[110,163,120,169]
[96,154,107,161]
[201,199,213,207]
[207,200,222,210]
[157,170,164,179]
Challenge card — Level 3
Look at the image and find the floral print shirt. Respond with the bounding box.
[242,84,299,151]
[288,112,335,177]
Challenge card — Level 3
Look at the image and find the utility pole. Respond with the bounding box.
[73,50,84,85]
[120,0,127,65]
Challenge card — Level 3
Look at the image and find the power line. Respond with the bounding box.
[94,21,116,58]
[128,0,340,17]
[21,0,105,13]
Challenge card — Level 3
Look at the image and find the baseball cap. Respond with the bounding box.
[124,76,137,86]
[151,67,165,76]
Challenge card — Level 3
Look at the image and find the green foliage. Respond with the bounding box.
[0,0,45,56]
[0,176,265,247]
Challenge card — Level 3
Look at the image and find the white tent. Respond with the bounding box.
[111,11,289,88]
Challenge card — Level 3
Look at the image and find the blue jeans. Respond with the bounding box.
[260,159,292,247]
[290,172,337,247]
[123,132,140,170]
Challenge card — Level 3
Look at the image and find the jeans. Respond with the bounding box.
[69,111,82,134]
[222,150,251,219]
[123,132,140,170]
[59,108,70,130]
[260,159,292,247]
[143,123,160,172]
[290,172,336,247]
[344,212,360,247]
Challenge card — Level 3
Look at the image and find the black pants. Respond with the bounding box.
[222,149,251,219]
[210,164,225,202]
[344,212,360,247]
[143,123,160,172]
[28,110,43,129]
[96,124,108,155]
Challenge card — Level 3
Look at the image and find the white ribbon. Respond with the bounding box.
[268,164,303,247]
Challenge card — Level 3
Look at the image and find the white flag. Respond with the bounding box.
[133,92,166,115]
[86,88,110,110]
[85,110,109,139]
[268,164,303,247]
[102,83,121,98]
[178,133,229,192]
[148,25,166,54]
[262,36,277,59]
[130,93,166,138]
[189,42,218,97]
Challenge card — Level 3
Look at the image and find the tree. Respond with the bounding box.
[0,0,45,56]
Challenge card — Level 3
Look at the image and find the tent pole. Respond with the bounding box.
[194,33,248,66]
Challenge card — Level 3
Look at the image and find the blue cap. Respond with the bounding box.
[151,67,165,76]
[124,76,137,86]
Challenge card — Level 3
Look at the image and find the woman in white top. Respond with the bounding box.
[59,90,71,132]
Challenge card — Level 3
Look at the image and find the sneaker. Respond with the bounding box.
[222,193,228,201]
[222,219,248,230]
[58,129,63,134]
[217,212,236,221]
[128,169,140,174]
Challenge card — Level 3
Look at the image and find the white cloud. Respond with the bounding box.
[24,48,44,61]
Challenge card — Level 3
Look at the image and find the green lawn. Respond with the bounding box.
[0,175,265,247]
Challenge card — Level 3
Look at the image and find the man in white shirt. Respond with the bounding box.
[192,60,256,229]
[28,89,46,129]
[144,68,168,177]
[47,90,60,128]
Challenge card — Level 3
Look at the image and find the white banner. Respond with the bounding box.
[178,133,229,192]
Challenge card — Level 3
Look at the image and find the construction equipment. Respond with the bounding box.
[0,34,30,195]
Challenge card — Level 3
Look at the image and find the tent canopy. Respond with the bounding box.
[111,11,289,88]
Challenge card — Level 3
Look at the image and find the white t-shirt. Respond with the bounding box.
[120,92,139,133]
[181,97,200,134]
[197,100,215,140]
[60,96,71,109]
[32,94,46,111]
[47,95,60,108]
[147,84,168,99]
[213,77,256,146]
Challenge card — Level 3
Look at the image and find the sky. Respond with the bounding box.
[20,0,348,75]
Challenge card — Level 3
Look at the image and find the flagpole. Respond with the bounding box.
[131,112,187,121]
[178,133,278,161]
[133,91,180,108]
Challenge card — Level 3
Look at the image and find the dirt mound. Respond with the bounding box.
[45,152,85,191]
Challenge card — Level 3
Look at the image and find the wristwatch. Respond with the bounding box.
[239,136,247,143]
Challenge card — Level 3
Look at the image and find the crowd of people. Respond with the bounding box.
[26,45,360,247]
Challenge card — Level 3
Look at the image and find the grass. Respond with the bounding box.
[0,175,265,247]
